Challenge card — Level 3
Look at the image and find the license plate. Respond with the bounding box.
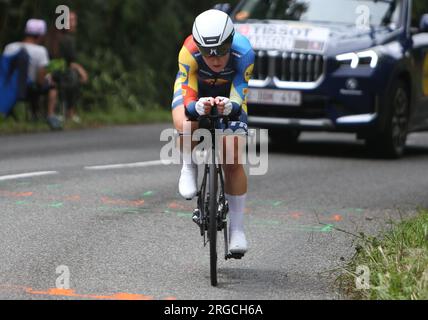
[247,89,302,106]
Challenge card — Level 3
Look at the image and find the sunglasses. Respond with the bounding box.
[197,43,232,57]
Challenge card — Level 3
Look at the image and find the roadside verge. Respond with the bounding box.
[338,210,428,300]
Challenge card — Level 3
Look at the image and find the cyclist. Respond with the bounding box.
[171,9,255,255]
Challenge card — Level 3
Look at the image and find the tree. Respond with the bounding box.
[0,0,240,110]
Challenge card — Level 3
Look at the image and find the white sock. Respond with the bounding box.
[181,151,195,171]
[226,194,247,233]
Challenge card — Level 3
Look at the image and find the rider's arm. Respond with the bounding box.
[229,49,255,117]
[178,38,200,118]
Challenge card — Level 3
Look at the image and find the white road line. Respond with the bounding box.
[0,171,58,182]
[84,160,171,171]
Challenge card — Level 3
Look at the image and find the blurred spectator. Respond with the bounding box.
[3,19,62,130]
[46,11,88,124]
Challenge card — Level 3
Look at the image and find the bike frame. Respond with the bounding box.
[188,107,245,287]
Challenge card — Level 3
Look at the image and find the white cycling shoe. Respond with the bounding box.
[229,230,248,255]
[179,165,198,200]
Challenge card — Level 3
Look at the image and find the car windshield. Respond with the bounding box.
[234,0,402,28]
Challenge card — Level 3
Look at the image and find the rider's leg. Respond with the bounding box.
[223,135,248,253]
[223,136,247,195]
[173,105,199,199]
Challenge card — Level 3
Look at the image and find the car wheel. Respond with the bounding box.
[366,80,409,159]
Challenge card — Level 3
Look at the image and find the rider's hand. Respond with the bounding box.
[196,97,215,116]
[215,97,233,116]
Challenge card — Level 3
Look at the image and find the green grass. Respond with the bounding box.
[338,210,428,300]
[0,103,172,134]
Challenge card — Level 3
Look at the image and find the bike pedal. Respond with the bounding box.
[192,209,202,226]
[217,224,225,232]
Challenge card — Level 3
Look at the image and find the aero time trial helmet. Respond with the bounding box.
[192,9,235,57]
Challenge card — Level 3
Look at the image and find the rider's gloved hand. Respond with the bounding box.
[196,97,215,116]
[215,97,233,116]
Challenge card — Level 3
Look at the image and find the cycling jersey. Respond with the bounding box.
[172,32,255,125]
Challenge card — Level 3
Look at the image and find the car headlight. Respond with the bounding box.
[336,49,380,69]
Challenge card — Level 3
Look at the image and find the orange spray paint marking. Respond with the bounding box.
[26,288,77,297]
[101,197,145,208]
[0,190,34,198]
[16,192,34,197]
[131,200,145,207]
[333,214,343,222]
[0,285,173,300]
[65,195,81,202]
[24,287,153,300]
[290,212,303,219]
[168,202,181,210]
[323,214,343,222]
[108,293,153,300]
[168,202,193,211]
[101,197,125,206]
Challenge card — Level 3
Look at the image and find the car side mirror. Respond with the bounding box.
[213,3,232,15]
[420,14,428,33]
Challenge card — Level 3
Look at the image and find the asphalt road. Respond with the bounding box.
[0,124,428,300]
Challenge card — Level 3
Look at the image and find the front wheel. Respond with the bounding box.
[366,79,410,159]
[209,163,218,287]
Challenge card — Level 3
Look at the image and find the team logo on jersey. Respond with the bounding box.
[245,64,254,82]
[179,63,189,84]
[203,78,229,86]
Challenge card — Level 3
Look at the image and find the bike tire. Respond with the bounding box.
[209,163,218,287]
